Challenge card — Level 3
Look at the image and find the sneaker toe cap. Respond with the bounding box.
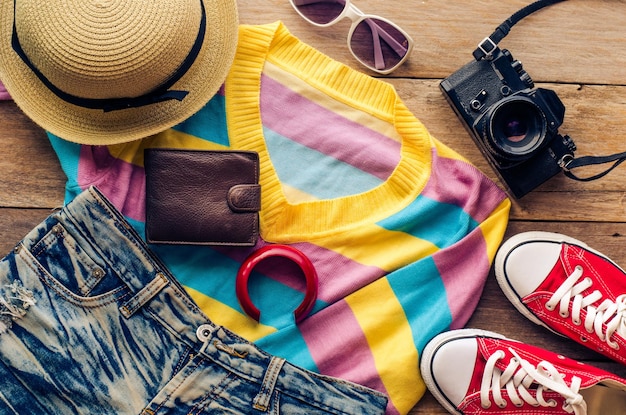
[500,240,562,297]
[428,337,477,406]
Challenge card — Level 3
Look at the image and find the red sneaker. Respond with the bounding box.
[421,329,626,414]
[495,231,626,365]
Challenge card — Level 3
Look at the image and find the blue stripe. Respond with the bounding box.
[264,127,383,199]
[48,133,82,196]
[256,326,321,373]
[172,94,230,146]
[151,244,244,311]
[385,258,453,351]
[378,195,479,249]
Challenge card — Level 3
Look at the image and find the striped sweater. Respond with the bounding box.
[48,22,510,415]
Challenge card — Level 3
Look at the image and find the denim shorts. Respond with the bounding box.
[0,186,388,414]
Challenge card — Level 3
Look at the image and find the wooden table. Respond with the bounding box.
[2,0,626,413]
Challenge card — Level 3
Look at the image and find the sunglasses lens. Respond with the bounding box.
[350,18,410,72]
[292,0,347,25]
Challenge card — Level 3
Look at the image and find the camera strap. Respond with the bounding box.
[472,0,566,61]
[472,0,626,183]
[560,152,626,182]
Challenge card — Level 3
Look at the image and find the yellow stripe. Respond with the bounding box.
[186,287,277,342]
[432,137,471,163]
[345,278,425,414]
[282,183,319,203]
[313,222,438,271]
[479,198,511,261]
[106,129,229,167]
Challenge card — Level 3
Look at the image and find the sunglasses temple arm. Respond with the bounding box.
[369,23,385,70]
[364,20,408,70]
[370,21,408,56]
[292,0,346,6]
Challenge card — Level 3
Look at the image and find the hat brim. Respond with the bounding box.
[0,0,238,145]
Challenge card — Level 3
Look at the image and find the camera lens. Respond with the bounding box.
[503,118,527,142]
[488,98,546,157]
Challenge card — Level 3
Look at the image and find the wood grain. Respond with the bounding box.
[2,1,626,413]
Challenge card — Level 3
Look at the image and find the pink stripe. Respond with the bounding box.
[434,228,490,329]
[77,146,146,222]
[288,243,387,303]
[425,149,505,327]
[299,301,400,415]
[215,241,386,304]
[260,74,401,180]
[422,149,507,223]
[0,81,10,100]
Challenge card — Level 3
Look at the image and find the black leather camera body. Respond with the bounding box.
[440,47,576,198]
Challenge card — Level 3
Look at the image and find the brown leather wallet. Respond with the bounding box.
[144,148,261,246]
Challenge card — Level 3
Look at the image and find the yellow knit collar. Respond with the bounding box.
[226,22,432,242]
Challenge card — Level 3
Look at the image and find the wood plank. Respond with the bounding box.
[0,208,55,254]
[238,0,626,85]
[0,102,65,208]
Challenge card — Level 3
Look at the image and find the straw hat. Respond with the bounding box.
[0,0,238,145]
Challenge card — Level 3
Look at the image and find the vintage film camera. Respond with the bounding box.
[440,47,576,198]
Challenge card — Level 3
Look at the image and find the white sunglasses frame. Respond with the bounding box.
[289,0,414,74]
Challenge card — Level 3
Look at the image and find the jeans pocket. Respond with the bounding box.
[27,221,127,301]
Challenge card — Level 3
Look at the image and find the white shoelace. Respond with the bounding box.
[545,265,626,349]
[480,348,587,414]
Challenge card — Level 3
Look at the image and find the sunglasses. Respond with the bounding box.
[289,0,414,74]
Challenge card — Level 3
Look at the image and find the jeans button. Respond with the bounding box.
[196,324,214,342]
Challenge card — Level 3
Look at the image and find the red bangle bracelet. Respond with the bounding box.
[236,244,318,324]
